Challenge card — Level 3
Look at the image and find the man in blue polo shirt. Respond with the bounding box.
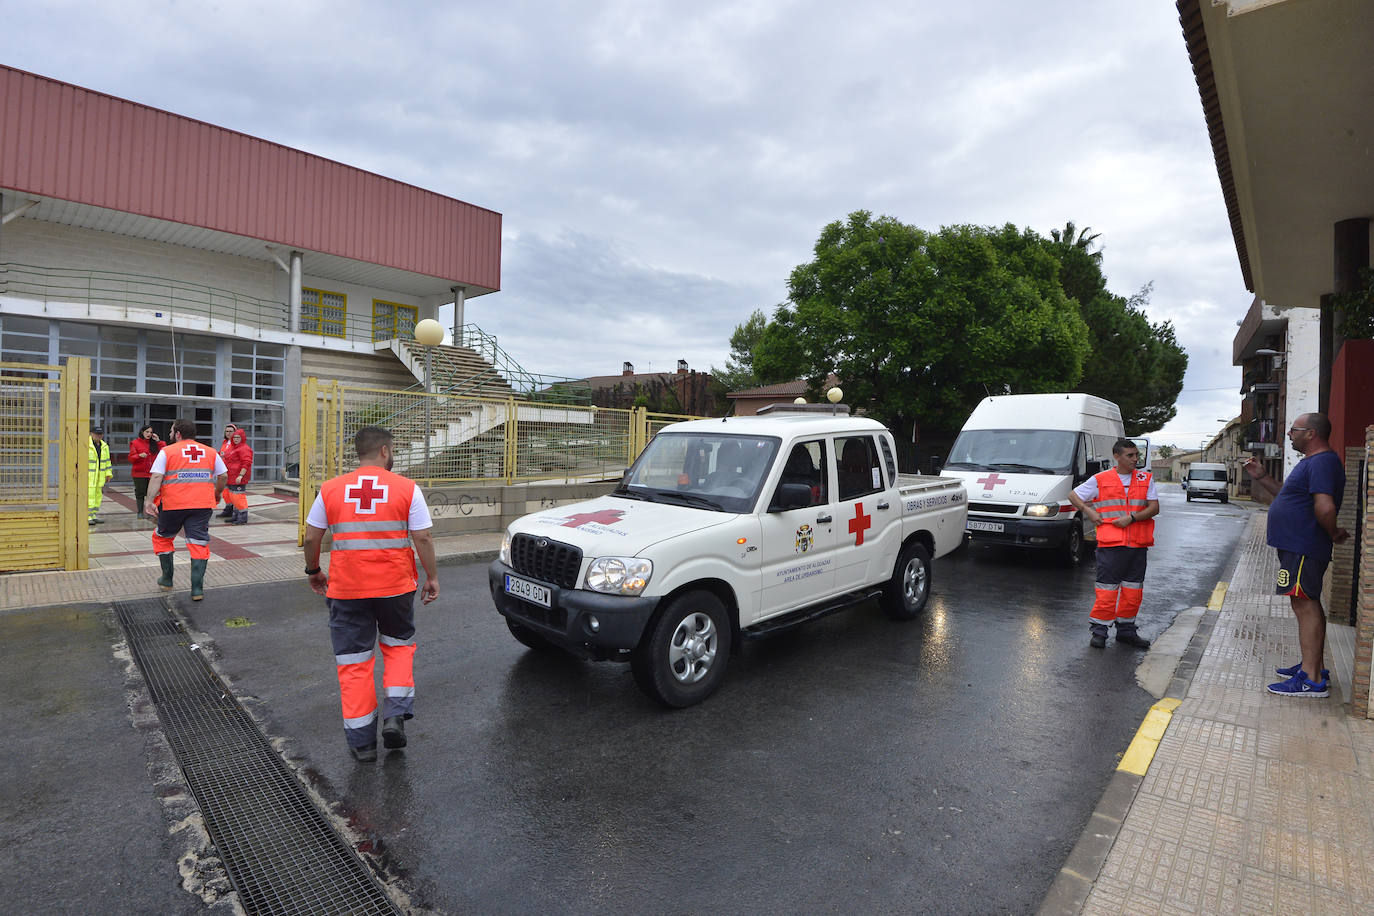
[1242,412,1349,698]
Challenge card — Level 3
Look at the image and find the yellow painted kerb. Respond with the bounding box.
[1207,581,1228,611]
[1118,698,1182,776]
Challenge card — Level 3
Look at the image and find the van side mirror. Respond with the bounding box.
[770,482,813,512]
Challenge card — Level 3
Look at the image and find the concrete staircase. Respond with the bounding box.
[382,339,515,399]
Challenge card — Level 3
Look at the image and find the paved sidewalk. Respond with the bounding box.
[1046,509,1374,914]
[2,483,500,611]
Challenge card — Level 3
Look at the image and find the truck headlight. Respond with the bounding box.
[1025,503,1059,518]
[585,557,653,595]
[499,531,512,565]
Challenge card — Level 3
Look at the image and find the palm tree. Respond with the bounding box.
[1050,221,1103,262]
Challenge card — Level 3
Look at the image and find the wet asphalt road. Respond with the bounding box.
[1,485,1249,914]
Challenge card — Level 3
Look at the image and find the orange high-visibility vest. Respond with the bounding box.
[320,467,419,599]
[159,440,220,510]
[1091,468,1155,548]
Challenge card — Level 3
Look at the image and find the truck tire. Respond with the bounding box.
[1061,522,1084,568]
[631,590,732,708]
[1186,492,1193,502]
[506,617,558,652]
[882,541,931,620]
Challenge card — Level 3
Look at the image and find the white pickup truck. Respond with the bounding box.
[488,407,968,707]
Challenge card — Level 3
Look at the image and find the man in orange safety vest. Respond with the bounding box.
[303,426,439,762]
[144,418,228,601]
[1067,438,1160,649]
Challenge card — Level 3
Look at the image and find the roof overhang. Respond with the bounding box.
[3,190,490,300]
[1178,0,1374,307]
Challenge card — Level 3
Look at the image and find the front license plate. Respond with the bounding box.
[966,519,1005,533]
[505,574,551,608]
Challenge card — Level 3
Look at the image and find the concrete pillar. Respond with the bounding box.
[451,286,465,346]
[288,251,303,333]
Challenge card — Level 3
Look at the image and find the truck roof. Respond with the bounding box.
[663,411,888,438]
[961,392,1122,431]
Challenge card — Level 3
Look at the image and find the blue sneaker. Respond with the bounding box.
[1266,671,1330,698]
[1275,661,1329,679]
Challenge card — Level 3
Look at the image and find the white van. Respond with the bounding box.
[941,393,1146,565]
[1185,462,1229,503]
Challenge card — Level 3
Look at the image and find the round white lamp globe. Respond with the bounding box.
[793,397,807,405]
[827,387,843,403]
[414,318,445,346]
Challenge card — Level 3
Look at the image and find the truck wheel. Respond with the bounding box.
[882,541,931,620]
[506,617,557,652]
[631,591,732,708]
[1061,523,1084,568]
[1221,495,1228,504]
[1186,492,1193,502]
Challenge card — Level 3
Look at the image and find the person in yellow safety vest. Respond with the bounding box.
[143,418,227,601]
[303,426,439,763]
[87,425,113,524]
[1067,438,1160,649]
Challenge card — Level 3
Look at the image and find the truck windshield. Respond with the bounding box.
[1189,470,1227,482]
[943,429,1078,474]
[615,432,781,514]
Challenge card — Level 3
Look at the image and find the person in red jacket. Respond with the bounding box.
[127,424,165,517]
[222,428,254,525]
[218,423,238,518]
[1068,439,1160,649]
[303,426,439,762]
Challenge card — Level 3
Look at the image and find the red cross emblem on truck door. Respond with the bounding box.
[184,444,204,462]
[849,502,872,546]
[345,476,389,513]
[562,509,625,528]
[976,472,1006,492]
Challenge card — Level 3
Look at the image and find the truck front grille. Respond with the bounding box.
[510,534,583,589]
[969,503,1020,514]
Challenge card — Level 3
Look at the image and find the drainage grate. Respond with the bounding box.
[115,598,398,916]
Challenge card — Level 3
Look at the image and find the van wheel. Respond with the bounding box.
[1221,495,1228,504]
[882,541,931,620]
[631,591,732,708]
[1186,493,1193,502]
[1061,523,1084,567]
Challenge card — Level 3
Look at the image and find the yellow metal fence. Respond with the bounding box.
[298,378,698,537]
[0,359,90,572]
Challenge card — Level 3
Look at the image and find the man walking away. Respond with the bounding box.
[1068,439,1160,649]
[144,418,227,601]
[87,425,113,524]
[222,428,254,524]
[303,426,439,762]
[1242,412,1349,697]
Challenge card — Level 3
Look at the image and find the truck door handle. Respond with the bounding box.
[816,514,833,524]
[876,500,890,510]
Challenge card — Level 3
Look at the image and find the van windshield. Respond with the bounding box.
[944,429,1077,474]
[1189,469,1227,482]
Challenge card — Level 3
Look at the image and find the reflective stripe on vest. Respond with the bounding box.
[160,441,219,509]
[1091,469,1154,548]
[320,468,418,599]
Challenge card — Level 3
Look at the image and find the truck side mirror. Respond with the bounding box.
[769,483,814,512]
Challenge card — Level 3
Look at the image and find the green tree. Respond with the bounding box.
[757,211,1091,437]
[1156,444,1175,459]
[710,308,771,392]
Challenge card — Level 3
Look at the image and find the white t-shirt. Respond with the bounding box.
[149,447,228,476]
[306,484,434,531]
[1074,471,1159,502]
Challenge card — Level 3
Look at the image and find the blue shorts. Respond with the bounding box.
[1275,550,1327,601]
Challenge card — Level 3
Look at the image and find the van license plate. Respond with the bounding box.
[966,520,1004,533]
[505,574,552,608]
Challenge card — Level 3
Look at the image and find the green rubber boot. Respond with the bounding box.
[157,553,175,590]
[190,558,207,601]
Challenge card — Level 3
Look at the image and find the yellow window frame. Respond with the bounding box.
[372,299,418,342]
[302,286,347,339]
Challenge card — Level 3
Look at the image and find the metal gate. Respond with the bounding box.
[0,358,90,572]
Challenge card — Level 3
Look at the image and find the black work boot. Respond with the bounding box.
[217,506,234,519]
[157,553,175,590]
[349,743,378,762]
[1090,623,1108,649]
[382,716,408,749]
[189,558,207,601]
[1115,625,1151,649]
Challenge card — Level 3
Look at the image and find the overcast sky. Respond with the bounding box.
[7,0,1251,447]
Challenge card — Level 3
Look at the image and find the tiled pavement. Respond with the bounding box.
[1,483,499,611]
[1046,509,1374,915]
